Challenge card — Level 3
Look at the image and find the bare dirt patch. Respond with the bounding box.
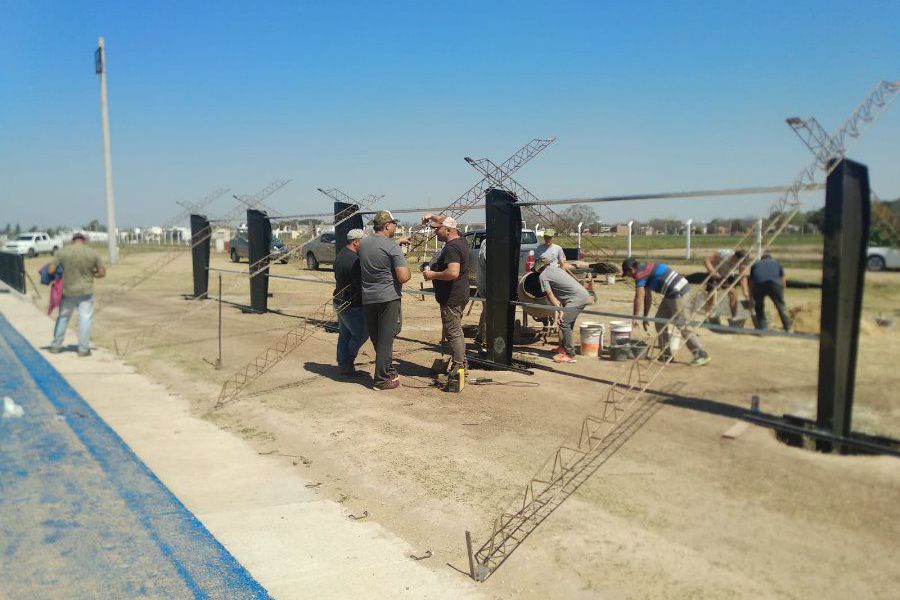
[31,250,900,599]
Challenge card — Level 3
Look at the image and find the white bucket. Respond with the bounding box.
[609,320,632,344]
[579,322,604,357]
[606,274,615,285]
[667,325,682,353]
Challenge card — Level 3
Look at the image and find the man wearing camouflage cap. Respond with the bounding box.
[358,211,410,390]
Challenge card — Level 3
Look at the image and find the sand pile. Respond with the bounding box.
[788,303,876,335]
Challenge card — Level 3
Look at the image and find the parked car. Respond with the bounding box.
[867,246,900,271]
[3,232,60,257]
[300,232,336,270]
[228,232,290,264]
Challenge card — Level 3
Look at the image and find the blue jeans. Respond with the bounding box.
[52,294,94,352]
[336,304,369,370]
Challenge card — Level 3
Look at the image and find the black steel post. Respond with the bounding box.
[247,208,272,314]
[484,188,521,366]
[189,214,211,299]
[334,201,363,250]
[816,159,870,450]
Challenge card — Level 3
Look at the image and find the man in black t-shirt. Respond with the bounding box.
[333,229,369,376]
[422,213,470,378]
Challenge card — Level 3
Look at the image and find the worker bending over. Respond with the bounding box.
[622,258,710,367]
[749,253,792,331]
[704,249,751,318]
[535,253,590,364]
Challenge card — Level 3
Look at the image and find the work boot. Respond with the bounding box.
[375,378,400,391]
[77,349,91,357]
[657,350,673,363]
[49,346,62,354]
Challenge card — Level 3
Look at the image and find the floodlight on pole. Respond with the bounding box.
[96,36,118,263]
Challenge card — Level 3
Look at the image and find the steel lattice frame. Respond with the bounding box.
[469,80,899,580]
[465,157,615,262]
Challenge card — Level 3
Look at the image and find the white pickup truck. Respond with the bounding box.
[3,232,61,257]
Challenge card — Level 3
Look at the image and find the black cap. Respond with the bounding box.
[621,257,638,274]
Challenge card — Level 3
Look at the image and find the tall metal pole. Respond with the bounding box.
[96,36,118,264]
[755,219,763,259]
[685,219,693,259]
[626,220,634,256]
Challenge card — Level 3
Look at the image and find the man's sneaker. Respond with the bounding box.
[553,352,577,364]
[48,346,63,354]
[77,350,91,357]
[690,351,711,367]
[375,378,400,391]
[657,351,673,363]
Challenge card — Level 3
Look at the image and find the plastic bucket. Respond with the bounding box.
[667,326,682,353]
[606,274,615,285]
[579,322,604,357]
[609,320,632,344]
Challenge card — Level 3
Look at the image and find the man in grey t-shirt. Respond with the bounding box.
[537,253,591,363]
[358,210,411,390]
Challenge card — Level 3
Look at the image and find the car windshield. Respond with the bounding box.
[521,231,538,244]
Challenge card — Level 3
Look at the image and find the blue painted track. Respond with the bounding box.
[0,313,272,600]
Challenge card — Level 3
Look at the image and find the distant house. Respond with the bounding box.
[612,224,629,236]
[716,225,732,235]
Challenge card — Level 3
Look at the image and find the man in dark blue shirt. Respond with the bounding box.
[334,229,369,376]
[749,254,792,331]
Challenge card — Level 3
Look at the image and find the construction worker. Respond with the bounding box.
[704,249,751,318]
[48,232,106,356]
[622,257,710,366]
[358,211,411,390]
[333,229,369,377]
[749,253,792,331]
[534,228,569,272]
[535,253,590,363]
[422,213,470,380]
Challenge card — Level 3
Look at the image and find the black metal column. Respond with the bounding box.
[816,159,870,446]
[485,188,521,366]
[189,214,211,299]
[334,202,363,250]
[247,209,272,314]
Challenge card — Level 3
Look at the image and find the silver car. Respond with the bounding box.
[300,232,336,270]
[867,246,900,271]
[460,229,540,285]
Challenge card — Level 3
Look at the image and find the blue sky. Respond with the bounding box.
[1,0,898,229]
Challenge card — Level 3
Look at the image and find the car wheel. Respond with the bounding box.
[230,249,240,263]
[867,255,886,272]
[306,252,319,270]
[51,246,59,256]
[27,248,36,258]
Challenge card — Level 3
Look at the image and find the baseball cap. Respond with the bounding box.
[536,253,555,270]
[346,229,365,241]
[372,210,398,228]
[543,228,555,237]
[439,216,458,230]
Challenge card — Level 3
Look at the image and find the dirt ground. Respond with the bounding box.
[23,249,900,599]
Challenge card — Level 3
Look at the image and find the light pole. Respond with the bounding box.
[755,219,763,259]
[95,37,118,263]
[577,221,583,251]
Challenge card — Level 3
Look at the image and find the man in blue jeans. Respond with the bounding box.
[334,229,369,377]
[48,232,106,356]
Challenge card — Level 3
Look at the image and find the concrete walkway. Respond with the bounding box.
[0,289,481,599]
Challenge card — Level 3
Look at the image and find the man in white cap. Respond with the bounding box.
[422,213,470,381]
[333,228,368,376]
